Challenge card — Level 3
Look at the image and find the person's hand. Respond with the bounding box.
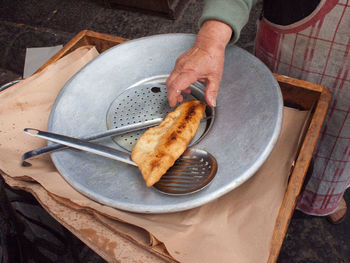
[166,20,232,107]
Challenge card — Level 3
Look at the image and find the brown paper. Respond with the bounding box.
[0,46,309,263]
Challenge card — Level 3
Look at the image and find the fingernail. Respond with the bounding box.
[209,97,216,107]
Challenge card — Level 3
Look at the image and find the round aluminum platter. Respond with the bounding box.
[48,34,283,213]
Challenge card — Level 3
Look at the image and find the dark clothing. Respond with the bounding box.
[263,0,321,25]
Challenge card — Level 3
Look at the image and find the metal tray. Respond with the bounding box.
[48,34,283,213]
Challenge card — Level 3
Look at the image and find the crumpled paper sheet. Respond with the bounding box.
[0,45,309,263]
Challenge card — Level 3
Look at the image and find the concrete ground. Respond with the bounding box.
[0,0,349,262]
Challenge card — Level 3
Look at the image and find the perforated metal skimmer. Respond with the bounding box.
[106,83,213,151]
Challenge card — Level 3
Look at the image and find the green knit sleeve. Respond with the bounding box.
[199,0,258,43]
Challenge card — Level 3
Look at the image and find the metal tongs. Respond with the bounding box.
[21,117,211,166]
[21,118,164,167]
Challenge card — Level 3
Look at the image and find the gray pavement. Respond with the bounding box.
[0,0,349,262]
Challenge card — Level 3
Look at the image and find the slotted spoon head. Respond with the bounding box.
[154,148,218,195]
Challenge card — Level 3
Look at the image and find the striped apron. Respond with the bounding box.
[254,0,350,215]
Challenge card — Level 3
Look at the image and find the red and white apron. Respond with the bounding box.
[254,0,350,215]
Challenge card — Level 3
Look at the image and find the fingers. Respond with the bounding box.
[167,71,198,107]
[183,87,191,94]
[167,72,220,108]
[205,79,220,107]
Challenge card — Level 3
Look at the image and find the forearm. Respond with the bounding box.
[196,20,232,52]
[193,20,233,61]
[199,0,258,43]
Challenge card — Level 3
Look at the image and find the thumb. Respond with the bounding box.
[205,80,220,107]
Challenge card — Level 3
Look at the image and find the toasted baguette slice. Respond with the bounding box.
[131,100,206,187]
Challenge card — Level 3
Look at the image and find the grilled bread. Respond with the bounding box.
[131,100,206,187]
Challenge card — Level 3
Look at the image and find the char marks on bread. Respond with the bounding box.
[131,100,206,187]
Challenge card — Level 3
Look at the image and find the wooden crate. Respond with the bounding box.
[37,30,331,262]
